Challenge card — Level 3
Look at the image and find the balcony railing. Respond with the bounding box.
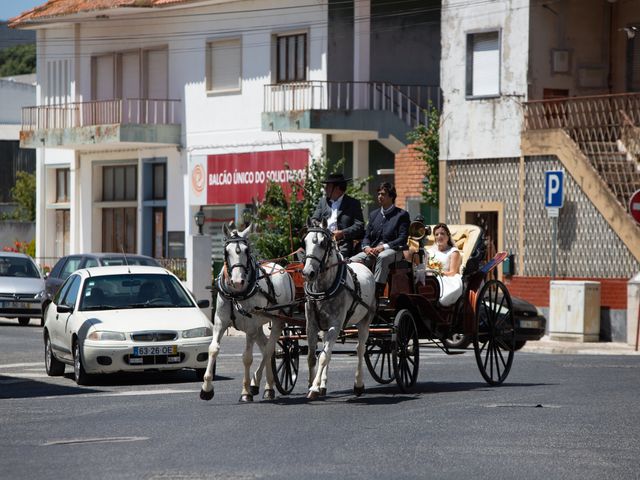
[21,98,181,132]
[264,81,441,129]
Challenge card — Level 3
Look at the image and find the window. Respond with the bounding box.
[466,31,500,98]
[103,165,137,201]
[56,168,70,203]
[152,163,166,200]
[55,210,70,257]
[102,207,137,253]
[277,33,307,83]
[207,38,242,93]
[627,27,640,92]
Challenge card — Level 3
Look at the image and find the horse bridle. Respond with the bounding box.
[303,227,334,273]
[223,234,254,280]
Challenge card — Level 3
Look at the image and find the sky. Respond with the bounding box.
[0,0,45,21]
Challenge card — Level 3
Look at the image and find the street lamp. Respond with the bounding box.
[194,206,205,235]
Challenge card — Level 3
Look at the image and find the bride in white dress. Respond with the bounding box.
[427,223,463,307]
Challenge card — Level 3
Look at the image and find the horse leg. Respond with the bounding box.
[239,332,255,402]
[308,326,338,400]
[249,328,268,397]
[354,319,371,396]
[306,307,319,390]
[200,309,229,401]
[261,320,282,401]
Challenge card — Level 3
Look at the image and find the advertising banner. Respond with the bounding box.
[205,149,308,204]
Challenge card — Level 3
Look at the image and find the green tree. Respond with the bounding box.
[0,43,36,76]
[407,102,440,206]
[11,171,36,221]
[253,157,371,262]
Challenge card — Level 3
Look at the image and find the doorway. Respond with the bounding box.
[461,202,503,280]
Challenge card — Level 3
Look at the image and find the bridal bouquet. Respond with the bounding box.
[427,253,443,273]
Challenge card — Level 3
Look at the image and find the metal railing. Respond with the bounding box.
[21,98,181,132]
[523,93,640,209]
[264,81,441,129]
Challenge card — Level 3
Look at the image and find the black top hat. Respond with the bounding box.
[321,173,351,184]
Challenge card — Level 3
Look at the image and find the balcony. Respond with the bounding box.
[20,98,182,150]
[262,81,440,152]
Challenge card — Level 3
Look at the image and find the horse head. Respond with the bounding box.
[222,222,254,289]
[302,217,334,282]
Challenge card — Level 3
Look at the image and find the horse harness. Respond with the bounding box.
[215,234,277,328]
[304,227,371,331]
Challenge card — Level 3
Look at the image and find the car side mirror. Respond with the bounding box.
[56,304,73,314]
[197,299,210,309]
[43,272,49,280]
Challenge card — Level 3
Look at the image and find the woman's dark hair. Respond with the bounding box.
[433,222,454,247]
[377,182,397,202]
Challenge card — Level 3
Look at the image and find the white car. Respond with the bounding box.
[43,265,213,385]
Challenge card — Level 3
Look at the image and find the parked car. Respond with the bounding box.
[45,253,160,302]
[43,265,213,385]
[444,295,546,350]
[0,252,46,326]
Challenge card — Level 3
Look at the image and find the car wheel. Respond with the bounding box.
[443,333,471,349]
[18,318,30,326]
[73,340,91,386]
[44,334,65,376]
[513,340,527,351]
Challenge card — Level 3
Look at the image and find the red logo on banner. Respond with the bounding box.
[207,150,309,205]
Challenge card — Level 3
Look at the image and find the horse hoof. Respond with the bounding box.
[263,389,275,401]
[249,385,259,396]
[239,394,254,403]
[319,388,327,397]
[307,390,320,400]
[353,384,365,397]
[199,389,214,401]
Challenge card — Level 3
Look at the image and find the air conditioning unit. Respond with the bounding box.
[549,281,601,342]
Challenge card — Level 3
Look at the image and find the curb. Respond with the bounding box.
[520,336,640,355]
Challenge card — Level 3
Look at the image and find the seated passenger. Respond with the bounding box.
[427,223,463,307]
[350,182,410,299]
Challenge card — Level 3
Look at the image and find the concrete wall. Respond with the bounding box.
[0,221,34,249]
[440,0,529,160]
[0,79,35,124]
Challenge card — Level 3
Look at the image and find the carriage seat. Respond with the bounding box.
[424,224,483,275]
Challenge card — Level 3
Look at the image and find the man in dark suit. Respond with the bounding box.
[351,182,410,299]
[311,173,364,258]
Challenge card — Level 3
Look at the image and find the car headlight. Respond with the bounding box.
[87,331,126,341]
[35,290,46,300]
[182,327,213,338]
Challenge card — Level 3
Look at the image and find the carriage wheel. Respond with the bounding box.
[473,279,515,386]
[392,309,419,392]
[271,337,299,395]
[365,338,395,384]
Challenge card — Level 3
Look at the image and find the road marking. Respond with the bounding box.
[0,362,42,369]
[43,436,149,446]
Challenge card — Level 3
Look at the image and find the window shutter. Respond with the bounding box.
[472,32,500,96]
[209,39,241,91]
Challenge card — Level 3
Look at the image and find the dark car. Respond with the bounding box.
[45,253,160,302]
[444,295,547,350]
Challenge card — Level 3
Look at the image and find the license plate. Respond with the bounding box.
[0,301,32,309]
[519,319,541,329]
[133,345,177,356]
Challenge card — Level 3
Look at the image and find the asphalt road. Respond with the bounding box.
[1,318,639,480]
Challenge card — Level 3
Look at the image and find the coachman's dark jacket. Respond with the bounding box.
[361,206,410,251]
[311,194,364,257]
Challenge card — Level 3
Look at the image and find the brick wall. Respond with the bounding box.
[504,276,629,309]
[394,143,424,209]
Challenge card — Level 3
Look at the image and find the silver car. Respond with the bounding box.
[0,252,46,326]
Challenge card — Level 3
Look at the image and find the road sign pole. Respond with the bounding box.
[551,216,557,279]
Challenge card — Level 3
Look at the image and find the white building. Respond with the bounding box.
[11,0,441,266]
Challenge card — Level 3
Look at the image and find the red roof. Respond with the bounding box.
[9,0,196,27]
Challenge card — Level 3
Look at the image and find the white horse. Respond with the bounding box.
[302,218,376,399]
[200,223,295,402]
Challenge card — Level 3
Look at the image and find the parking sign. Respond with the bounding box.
[545,170,564,208]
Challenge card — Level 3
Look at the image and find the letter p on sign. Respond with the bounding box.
[545,170,564,208]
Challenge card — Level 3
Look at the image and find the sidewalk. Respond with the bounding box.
[520,335,640,355]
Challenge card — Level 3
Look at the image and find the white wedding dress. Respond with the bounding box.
[427,245,463,307]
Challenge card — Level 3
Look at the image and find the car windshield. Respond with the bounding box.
[79,273,195,311]
[0,257,41,278]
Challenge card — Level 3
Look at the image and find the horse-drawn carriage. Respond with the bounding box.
[200,220,515,401]
[269,222,515,396]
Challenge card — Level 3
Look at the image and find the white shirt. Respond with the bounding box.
[327,194,344,232]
